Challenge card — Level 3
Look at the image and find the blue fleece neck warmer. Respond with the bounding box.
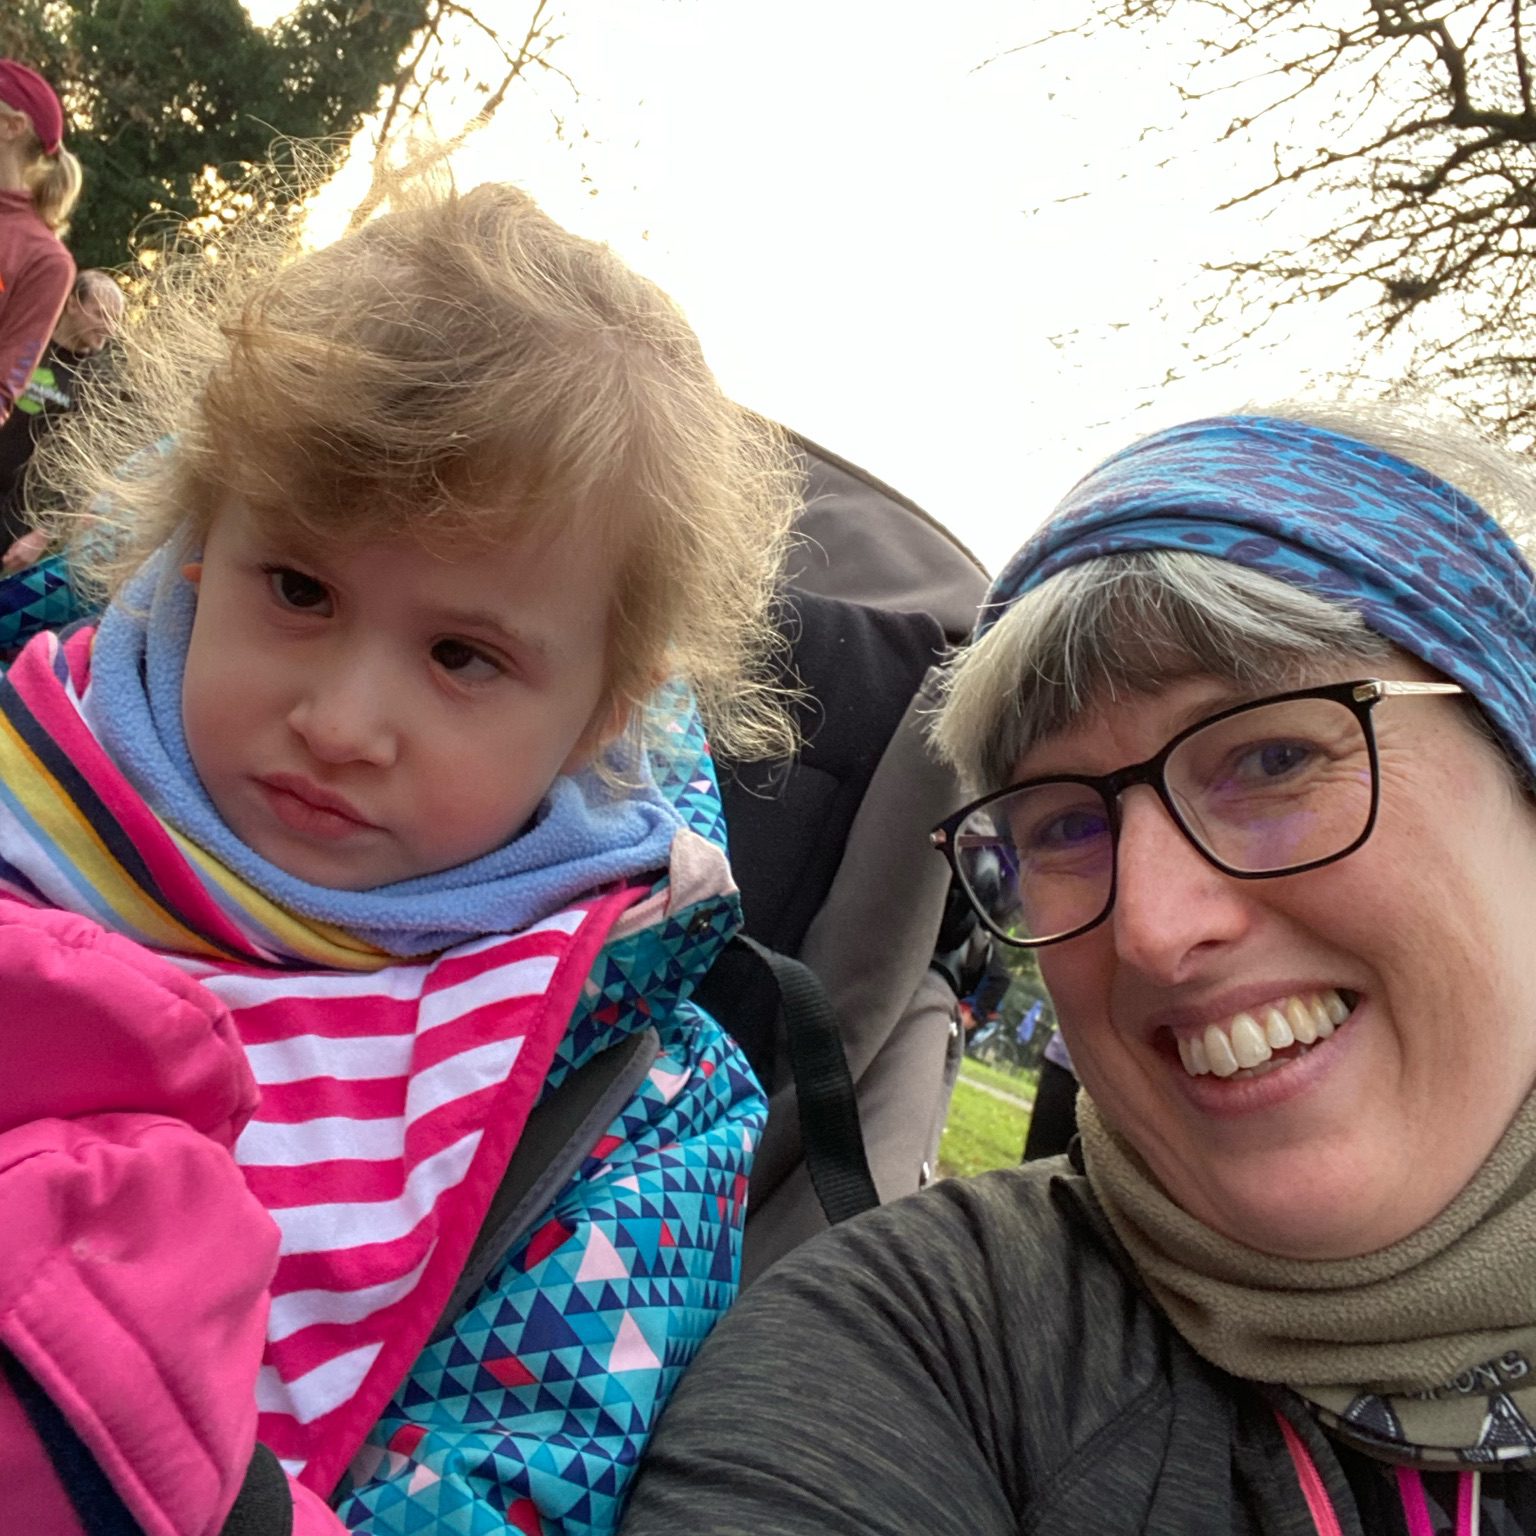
[979,415,1536,784]
[87,547,681,957]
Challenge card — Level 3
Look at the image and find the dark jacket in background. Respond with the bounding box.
[0,341,87,546]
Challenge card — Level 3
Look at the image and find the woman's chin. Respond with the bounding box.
[1127,1001,1429,1256]
[1165,1150,1432,1260]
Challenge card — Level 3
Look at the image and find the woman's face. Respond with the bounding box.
[1029,655,1536,1259]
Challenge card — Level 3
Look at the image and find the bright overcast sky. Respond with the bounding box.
[246,1,1367,571]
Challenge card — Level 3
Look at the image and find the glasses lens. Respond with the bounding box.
[953,781,1114,943]
[1165,696,1372,873]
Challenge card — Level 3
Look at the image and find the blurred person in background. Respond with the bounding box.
[0,268,124,570]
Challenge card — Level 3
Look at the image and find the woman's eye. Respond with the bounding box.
[432,639,503,681]
[1025,807,1109,854]
[1235,739,1316,782]
[266,567,331,614]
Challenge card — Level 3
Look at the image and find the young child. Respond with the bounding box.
[0,184,798,1535]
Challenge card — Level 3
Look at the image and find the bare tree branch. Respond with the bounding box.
[347,0,569,232]
[1032,0,1536,440]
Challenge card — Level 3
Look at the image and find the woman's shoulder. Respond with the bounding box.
[737,1159,1176,1422]
[768,1155,1155,1339]
[0,193,69,263]
[789,1158,1129,1293]
[817,1167,1185,1431]
[624,1163,1192,1535]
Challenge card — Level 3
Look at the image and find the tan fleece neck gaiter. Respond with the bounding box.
[1080,1092,1536,1468]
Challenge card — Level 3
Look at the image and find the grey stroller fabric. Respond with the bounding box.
[719,432,989,1284]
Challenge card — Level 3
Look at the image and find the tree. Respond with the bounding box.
[347,0,568,232]
[1020,2,1536,437]
[0,0,566,271]
[0,1,425,268]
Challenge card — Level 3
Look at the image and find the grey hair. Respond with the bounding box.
[932,401,1536,797]
[933,552,1391,796]
[73,269,124,311]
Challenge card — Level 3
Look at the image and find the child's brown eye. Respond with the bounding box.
[267,566,330,613]
[432,639,500,679]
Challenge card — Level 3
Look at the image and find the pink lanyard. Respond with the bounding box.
[1273,1409,1481,1536]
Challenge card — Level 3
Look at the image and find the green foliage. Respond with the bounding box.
[1,0,430,268]
[991,935,1049,993]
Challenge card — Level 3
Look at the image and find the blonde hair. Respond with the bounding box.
[37,181,801,760]
[0,102,81,234]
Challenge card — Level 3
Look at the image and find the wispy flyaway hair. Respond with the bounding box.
[36,179,801,760]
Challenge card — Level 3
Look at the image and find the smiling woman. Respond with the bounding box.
[620,407,1536,1536]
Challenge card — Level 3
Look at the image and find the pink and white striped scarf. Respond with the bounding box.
[188,898,635,1494]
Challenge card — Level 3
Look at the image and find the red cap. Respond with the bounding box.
[0,61,64,156]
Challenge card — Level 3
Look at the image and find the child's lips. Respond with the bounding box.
[257,774,379,839]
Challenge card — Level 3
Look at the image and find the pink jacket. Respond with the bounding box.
[0,190,72,423]
[0,896,342,1535]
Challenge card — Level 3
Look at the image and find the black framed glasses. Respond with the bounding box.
[931,679,1465,948]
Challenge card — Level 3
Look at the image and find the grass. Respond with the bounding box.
[937,1061,1035,1179]
[959,1055,1039,1102]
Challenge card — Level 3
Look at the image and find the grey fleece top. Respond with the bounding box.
[621,1160,1529,1535]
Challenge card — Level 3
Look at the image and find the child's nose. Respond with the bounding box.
[286,659,399,768]
[1109,787,1252,984]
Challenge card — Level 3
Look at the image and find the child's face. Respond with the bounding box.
[181,501,620,890]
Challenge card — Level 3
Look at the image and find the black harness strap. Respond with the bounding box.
[698,936,878,1226]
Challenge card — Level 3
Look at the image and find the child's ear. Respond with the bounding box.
[180,562,203,586]
[563,665,669,775]
[561,694,636,776]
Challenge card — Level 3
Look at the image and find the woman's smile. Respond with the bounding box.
[1161,989,1367,1124]
[1170,987,1353,1079]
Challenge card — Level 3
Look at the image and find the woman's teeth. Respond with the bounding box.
[1176,990,1352,1079]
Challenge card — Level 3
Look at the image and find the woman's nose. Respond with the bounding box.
[286,658,399,768]
[1108,786,1252,982]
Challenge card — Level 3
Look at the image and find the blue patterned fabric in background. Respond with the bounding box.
[0,553,88,657]
[978,415,1536,784]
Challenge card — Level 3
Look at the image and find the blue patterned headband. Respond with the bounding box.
[979,415,1536,782]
